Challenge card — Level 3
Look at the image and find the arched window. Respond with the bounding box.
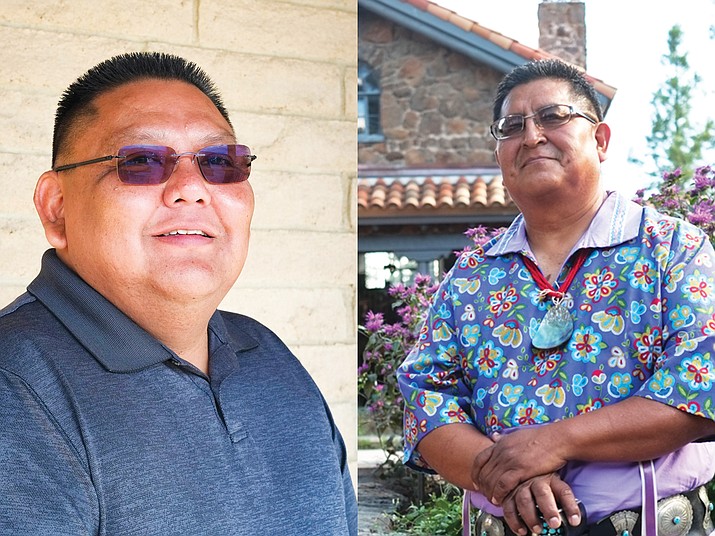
[358,61,383,142]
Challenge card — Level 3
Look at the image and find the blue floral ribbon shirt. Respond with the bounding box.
[397,191,715,471]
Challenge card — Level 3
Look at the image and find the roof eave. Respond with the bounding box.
[360,0,524,73]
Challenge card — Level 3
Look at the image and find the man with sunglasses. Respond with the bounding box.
[398,59,715,536]
[0,52,356,535]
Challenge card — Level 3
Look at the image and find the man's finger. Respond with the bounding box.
[501,495,529,536]
[512,484,543,534]
[530,477,561,530]
[551,477,582,527]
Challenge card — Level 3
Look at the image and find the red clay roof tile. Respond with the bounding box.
[358,175,518,218]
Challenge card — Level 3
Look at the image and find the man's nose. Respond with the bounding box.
[522,116,546,145]
[162,155,212,205]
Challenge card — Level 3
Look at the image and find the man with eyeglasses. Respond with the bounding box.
[398,59,715,536]
[0,52,356,535]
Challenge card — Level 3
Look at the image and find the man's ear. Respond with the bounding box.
[34,170,68,250]
[595,122,611,163]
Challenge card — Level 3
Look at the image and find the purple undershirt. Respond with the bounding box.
[469,430,715,523]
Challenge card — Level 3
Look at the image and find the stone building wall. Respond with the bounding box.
[358,8,502,169]
[538,1,587,68]
[0,0,357,475]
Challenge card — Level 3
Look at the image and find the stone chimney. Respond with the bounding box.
[538,0,587,68]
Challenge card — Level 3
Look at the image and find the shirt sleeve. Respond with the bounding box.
[396,263,477,470]
[321,396,358,536]
[0,369,99,535]
[633,213,715,421]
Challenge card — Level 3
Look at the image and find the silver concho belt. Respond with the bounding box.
[606,486,714,536]
[468,486,714,536]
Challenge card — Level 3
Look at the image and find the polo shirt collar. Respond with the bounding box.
[27,250,258,373]
[208,309,259,355]
[486,190,644,257]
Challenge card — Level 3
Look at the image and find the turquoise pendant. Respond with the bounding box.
[530,301,573,349]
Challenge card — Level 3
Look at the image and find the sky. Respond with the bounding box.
[432,0,715,196]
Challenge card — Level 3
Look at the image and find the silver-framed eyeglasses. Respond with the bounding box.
[490,104,598,140]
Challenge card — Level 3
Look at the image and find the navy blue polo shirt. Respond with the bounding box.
[0,250,356,535]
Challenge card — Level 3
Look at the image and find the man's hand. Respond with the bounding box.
[500,473,581,536]
[416,423,496,491]
[473,397,715,505]
[471,427,567,505]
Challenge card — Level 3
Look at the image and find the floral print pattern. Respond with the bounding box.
[397,195,715,469]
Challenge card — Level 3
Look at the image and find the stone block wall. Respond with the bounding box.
[538,1,587,69]
[358,8,502,169]
[0,0,357,475]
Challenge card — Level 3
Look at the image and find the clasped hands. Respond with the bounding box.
[471,426,582,536]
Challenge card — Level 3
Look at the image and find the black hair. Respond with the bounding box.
[493,59,603,122]
[52,51,232,165]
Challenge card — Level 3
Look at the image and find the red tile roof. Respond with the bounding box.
[358,175,518,219]
[398,0,617,101]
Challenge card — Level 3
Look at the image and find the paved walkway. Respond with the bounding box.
[358,449,410,536]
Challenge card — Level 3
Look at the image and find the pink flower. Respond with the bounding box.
[387,283,406,298]
[414,273,432,286]
[363,311,384,332]
[688,200,715,225]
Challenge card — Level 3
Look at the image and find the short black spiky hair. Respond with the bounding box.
[52,51,232,166]
[493,59,604,122]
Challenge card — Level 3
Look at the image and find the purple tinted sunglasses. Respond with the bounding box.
[53,144,257,184]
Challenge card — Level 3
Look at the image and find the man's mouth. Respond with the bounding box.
[159,229,211,237]
[523,155,552,166]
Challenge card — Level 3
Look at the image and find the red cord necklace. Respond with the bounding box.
[522,249,591,349]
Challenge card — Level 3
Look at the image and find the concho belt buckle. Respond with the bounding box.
[657,494,693,536]
[698,486,715,534]
[610,510,638,536]
[474,511,505,536]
